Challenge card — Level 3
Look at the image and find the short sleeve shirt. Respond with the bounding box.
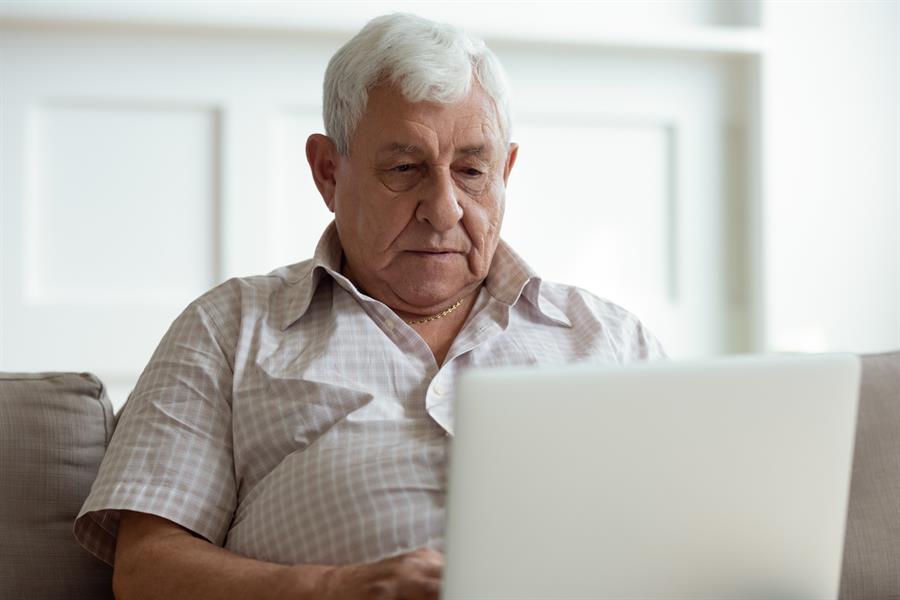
[75,223,665,566]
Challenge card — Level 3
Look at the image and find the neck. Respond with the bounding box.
[405,297,465,324]
[405,287,481,365]
[393,285,481,325]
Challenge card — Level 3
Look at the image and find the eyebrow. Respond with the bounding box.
[377,143,491,157]
[379,143,423,156]
[459,145,487,157]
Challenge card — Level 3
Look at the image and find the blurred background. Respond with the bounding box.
[1,0,897,408]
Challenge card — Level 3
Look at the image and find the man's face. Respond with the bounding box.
[324,83,517,315]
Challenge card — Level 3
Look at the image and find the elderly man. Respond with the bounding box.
[75,12,664,600]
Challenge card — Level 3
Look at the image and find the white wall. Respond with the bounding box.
[0,1,897,407]
[762,0,899,354]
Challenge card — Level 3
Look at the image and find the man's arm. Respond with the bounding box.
[113,511,320,599]
[113,511,443,600]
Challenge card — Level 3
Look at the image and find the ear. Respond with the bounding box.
[502,142,519,186]
[306,134,340,213]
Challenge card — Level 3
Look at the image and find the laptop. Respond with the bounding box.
[442,353,861,599]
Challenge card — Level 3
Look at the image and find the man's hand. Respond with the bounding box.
[313,548,444,600]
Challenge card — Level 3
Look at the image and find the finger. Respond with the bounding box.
[409,547,444,564]
[420,557,443,578]
[398,576,441,600]
[404,548,444,576]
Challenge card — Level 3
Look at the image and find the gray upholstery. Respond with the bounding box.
[0,372,115,600]
[841,351,900,599]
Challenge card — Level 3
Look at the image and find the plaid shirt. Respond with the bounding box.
[75,222,665,566]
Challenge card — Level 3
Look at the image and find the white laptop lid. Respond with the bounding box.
[442,354,861,600]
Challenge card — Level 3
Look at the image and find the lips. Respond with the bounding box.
[404,249,463,262]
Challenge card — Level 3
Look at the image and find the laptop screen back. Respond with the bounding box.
[442,354,860,599]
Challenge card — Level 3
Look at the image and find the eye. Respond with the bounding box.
[381,162,423,193]
[460,167,483,177]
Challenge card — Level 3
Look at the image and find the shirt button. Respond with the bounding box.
[433,384,446,396]
[383,319,394,331]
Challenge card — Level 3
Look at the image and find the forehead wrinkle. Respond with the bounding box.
[367,115,439,156]
[378,142,423,156]
[451,123,500,157]
[458,145,486,157]
[371,113,499,162]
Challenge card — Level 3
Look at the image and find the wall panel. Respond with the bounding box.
[25,101,219,303]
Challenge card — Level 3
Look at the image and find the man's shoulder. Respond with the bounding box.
[533,280,667,360]
[190,259,315,321]
[536,280,641,325]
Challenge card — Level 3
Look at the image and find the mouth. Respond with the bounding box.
[407,247,462,254]
[405,249,463,260]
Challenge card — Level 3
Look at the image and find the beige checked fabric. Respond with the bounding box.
[74,222,665,567]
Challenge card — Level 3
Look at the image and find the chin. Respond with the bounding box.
[397,280,469,310]
[388,260,481,308]
[402,290,458,310]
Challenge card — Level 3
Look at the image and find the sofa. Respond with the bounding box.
[1,352,898,600]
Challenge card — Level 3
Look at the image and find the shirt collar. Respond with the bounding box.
[278,222,572,330]
[485,240,572,328]
[276,222,345,331]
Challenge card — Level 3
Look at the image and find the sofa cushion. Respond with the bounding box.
[0,372,115,600]
[841,351,900,598]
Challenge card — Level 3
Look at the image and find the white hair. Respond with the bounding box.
[323,13,512,155]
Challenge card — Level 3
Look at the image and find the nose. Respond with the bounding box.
[415,168,463,231]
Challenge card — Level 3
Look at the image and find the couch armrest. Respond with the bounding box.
[840,351,900,599]
[0,372,115,600]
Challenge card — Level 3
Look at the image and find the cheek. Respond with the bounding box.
[340,182,410,240]
[372,194,417,235]
[483,179,507,226]
[464,192,505,251]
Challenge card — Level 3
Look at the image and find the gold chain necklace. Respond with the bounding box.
[406,298,465,325]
